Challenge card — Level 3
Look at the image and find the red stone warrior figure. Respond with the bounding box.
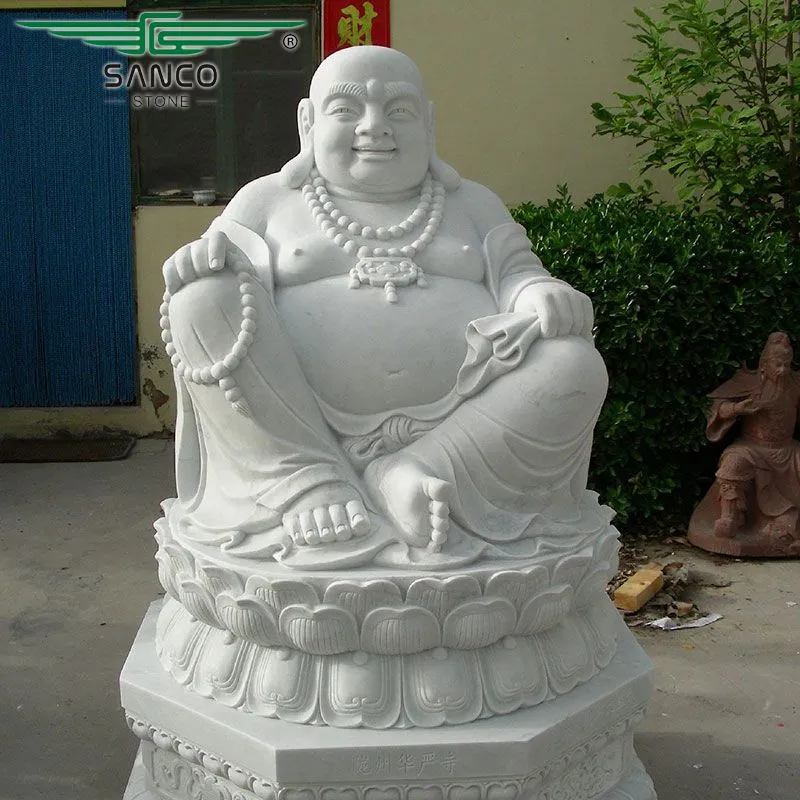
[693,332,800,552]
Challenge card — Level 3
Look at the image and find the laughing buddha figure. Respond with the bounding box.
[158,46,610,569]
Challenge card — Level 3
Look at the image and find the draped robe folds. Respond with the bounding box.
[165,213,610,569]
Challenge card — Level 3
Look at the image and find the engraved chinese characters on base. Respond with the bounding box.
[689,332,800,557]
[121,46,657,799]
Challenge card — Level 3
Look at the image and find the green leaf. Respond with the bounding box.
[695,137,715,154]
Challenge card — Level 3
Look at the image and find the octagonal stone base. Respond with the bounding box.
[121,602,657,800]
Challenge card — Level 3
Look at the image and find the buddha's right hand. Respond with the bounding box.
[162,230,248,295]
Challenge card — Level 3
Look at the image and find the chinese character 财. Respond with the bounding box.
[337,1,377,47]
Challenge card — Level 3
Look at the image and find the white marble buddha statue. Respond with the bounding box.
[159,45,608,569]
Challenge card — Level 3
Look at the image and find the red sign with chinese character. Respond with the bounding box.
[323,0,390,58]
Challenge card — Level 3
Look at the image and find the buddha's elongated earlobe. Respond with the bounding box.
[426,100,461,191]
[281,98,316,188]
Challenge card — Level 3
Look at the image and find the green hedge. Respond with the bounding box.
[511,190,800,527]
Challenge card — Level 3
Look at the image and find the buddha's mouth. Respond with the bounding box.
[353,145,397,158]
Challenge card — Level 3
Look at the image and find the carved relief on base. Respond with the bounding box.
[128,709,655,800]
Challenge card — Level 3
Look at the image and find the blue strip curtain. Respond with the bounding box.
[0,10,135,407]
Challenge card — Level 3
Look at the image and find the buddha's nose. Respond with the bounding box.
[355,108,391,137]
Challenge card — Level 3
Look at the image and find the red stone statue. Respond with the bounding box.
[688,332,800,556]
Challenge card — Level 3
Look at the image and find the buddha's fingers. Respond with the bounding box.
[162,245,194,295]
[539,292,560,339]
[568,291,585,336]
[206,230,229,272]
[574,292,594,339]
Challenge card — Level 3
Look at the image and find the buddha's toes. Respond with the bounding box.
[364,454,452,552]
[282,484,370,546]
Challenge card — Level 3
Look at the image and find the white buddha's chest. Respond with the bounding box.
[266,192,486,287]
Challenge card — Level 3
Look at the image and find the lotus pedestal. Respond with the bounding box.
[121,602,656,800]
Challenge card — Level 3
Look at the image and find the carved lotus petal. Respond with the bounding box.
[285,791,315,800]
[408,788,444,800]
[448,787,482,800]
[252,779,277,800]
[320,652,402,728]
[538,618,594,694]
[197,564,244,596]
[552,550,593,590]
[442,598,517,649]
[403,649,482,726]
[227,767,251,790]
[575,566,613,608]
[597,528,621,568]
[279,604,359,654]
[176,741,198,762]
[323,579,403,624]
[201,753,224,775]
[245,576,318,614]
[515,585,574,636]
[479,635,547,714]
[484,566,549,613]
[179,578,221,628]
[361,606,441,654]
[189,626,250,700]
[576,599,619,668]
[156,543,194,600]
[406,575,481,623]
[322,789,359,800]
[215,592,280,646]
[128,717,151,740]
[151,729,174,750]
[365,787,401,800]
[486,784,519,800]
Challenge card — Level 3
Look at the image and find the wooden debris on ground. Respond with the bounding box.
[606,535,714,626]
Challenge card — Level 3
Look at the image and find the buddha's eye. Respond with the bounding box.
[329,104,358,116]
[387,105,416,119]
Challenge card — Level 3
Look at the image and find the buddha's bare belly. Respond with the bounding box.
[276,274,498,416]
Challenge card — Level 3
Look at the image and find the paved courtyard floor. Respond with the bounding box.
[1,439,798,799]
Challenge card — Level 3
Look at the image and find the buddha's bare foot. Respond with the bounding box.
[364,454,451,551]
[283,483,370,546]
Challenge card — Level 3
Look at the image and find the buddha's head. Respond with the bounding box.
[282,46,459,195]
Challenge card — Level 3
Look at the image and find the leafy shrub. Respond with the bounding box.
[591,0,800,241]
[512,189,800,527]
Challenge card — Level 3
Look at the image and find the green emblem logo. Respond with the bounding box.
[15,11,306,57]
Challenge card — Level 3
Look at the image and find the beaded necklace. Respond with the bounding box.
[301,168,445,303]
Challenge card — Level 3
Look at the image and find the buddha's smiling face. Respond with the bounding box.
[309,48,430,195]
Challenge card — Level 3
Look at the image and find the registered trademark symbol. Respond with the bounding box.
[281,32,300,52]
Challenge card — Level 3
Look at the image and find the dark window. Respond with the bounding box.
[129,3,319,203]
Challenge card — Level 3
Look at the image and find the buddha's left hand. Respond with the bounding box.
[513,282,594,340]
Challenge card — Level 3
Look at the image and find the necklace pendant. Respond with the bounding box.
[350,257,426,302]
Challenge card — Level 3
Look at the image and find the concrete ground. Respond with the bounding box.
[1,439,798,800]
